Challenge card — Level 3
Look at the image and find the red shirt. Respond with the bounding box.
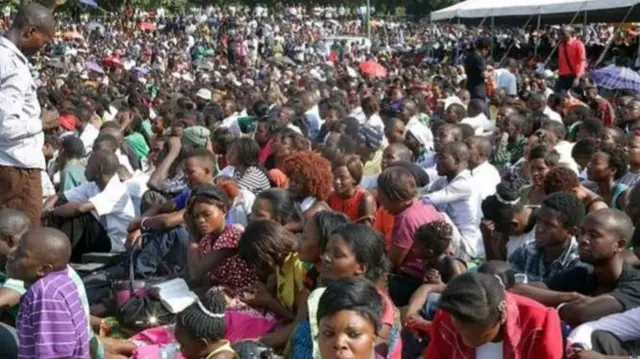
[425,293,564,359]
[328,187,368,222]
[558,38,586,77]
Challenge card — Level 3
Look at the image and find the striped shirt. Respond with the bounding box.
[17,268,90,359]
[235,166,271,195]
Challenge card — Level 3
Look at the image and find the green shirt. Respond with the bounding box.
[0,270,26,319]
[61,160,87,191]
[126,132,150,159]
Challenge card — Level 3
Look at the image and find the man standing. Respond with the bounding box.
[557,26,586,93]
[464,37,491,102]
[0,4,55,226]
[495,58,518,97]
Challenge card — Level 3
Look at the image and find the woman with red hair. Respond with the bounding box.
[281,151,333,220]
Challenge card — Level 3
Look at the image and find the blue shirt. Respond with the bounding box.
[173,188,192,210]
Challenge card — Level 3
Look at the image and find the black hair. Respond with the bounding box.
[389,161,430,187]
[335,133,357,155]
[414,220,454,256]
[377,167,418,202]
[210,127,237,155]
[579,117,604,137]
[437,272,505,325]
[44,133,60,149]
[310,211,349,252]
[89,150,120,177]
[591,208,634,245]
[468,136,493,158]
[600,146,629,180]
[255,189,303,225]
[229,138,261,167]
[232,341,276,359]
[340,118,360,141]
[447,103,467,120]
[542,120,567,141]
[317,277,383,334]
[333,154,364,184]
[481,181,525,227]
[0,207,30,238]
[572,138,599,160]
[528,145,561,166]
[442,141,470,162]
[330,224,390,282]
[183,148,216,171]
[541,191,586,229]
[457,124,476,140]
[543,166,580,195]
[478,261,516,290]
[61,135,86,159]
[238,220,297,274]
[176,290,226,342]
[92,134,119,153]
[188,183,231,214]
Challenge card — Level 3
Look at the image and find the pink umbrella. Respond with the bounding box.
[139,22,156,31]
[359,60,387,78]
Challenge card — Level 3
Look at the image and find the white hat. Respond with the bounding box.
[196,88,212,100]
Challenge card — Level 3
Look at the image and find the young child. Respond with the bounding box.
[175,290,238,359]
[8,227,90,359]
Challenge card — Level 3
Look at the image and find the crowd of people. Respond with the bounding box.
[4,1,640,359]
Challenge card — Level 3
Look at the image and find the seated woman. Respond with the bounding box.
[587,146,629,210]
[317,278,386,359]
[238,220,307,348]
[520,145,560,206]
[226,138,271,195]
[289,224,402,359]
[58,135,87,191]
[184,184,258,294]
[175,291,238,359]
[327,154,376,224]
[281,151,333,221]
[481,181,537,262]
[425,272,564,359]
[543,166,608,213]
[250,188,304,231]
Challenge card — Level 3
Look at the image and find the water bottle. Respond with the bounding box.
[160,343,180,359]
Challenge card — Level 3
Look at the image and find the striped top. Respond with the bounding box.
[17,268,90,359]
[235,165,271,195]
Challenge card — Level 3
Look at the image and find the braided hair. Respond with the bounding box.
[414,220,454,256]
[176,290,227,342]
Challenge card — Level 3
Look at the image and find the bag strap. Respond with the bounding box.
[562,41,575,75]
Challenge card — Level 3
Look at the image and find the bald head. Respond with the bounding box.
[588,208,634,245]
[10,3,55,56]
[442,141,470,162]
[7,227,71,284]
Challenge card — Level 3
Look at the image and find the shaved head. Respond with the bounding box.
[589,209,634,245]
[7,227,71,284]
[12,3,55,33]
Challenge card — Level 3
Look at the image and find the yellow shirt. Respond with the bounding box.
[363,149,383,177]
[276,253,308,311]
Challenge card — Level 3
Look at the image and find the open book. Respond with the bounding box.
[151,278,198,314]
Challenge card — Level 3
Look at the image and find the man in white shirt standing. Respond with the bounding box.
[43,151,136,261]
[0,4,55,226]
[466,136,501,201]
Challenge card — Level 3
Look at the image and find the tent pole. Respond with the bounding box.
[499,14,534,65]
[594,5,635,67]
[534,13,541,57]
[543,9,582,67]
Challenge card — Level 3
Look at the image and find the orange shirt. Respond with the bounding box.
[374,207,395,251]
[328,187,368,222]
[558,38,586,77]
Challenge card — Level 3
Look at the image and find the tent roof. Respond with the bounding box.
[431,0,640,22]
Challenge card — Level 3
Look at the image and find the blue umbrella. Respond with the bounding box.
[591,65,640,93]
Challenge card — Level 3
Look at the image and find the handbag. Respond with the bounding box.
[115,245,175,330]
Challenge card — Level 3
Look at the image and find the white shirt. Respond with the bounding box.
[0,37,44,170]
[221,113,241,135]
[554,141,580,174]
[476,341,503,359]
[79,124,100,154]
[64,175,136,252]
[124,171,149,217]
[495,68,517,96]
[471,161,501,201]
[461,113,492,135]
[227,188,255,227]
[115,149,134,174]
[506,227,536,260]
[543,106,563,123]
[424,169,483,258]
[568,306,640,351]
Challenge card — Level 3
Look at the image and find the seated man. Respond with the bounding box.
[126,149,215,277]
[423,141,481,259]
[512,208,640,327]
[508,192,586,282]
[44,150,136,261]
[8,227,90,358]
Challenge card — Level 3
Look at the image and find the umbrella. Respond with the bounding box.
[103,56,123,69]
[591,65,640,93]
[79,0,98,7]
[359,60,387,78]
[267,56,296,66]
[86,61,104,74]
[139,22,156,31]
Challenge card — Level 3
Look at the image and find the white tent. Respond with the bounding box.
[431,0,640,21]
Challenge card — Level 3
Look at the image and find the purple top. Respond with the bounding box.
[391,200,441,279]
[17,268,90,359]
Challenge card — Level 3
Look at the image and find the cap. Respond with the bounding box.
[196,88,212,101]
[58,114,77,131]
